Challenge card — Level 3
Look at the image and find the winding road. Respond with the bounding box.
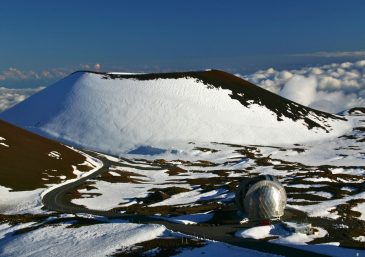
[42,151,330,257]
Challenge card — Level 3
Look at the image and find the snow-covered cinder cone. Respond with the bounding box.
[0,70,349,156]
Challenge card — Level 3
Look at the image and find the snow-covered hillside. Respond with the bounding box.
[0,70,349,156]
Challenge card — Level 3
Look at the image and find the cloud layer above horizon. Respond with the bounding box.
[0,68,67,82]
[241,59,365,113]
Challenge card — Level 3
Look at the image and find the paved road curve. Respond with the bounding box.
[42,151,330,257]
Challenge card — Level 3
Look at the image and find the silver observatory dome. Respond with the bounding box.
[235,175,286,221]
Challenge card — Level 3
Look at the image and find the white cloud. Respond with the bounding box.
[0,87,44,112]
[80,64,91,69]
[0,64,100,82]
[292,50,365,58]
[94,63,101,71]
[241,59,365,113]
[0,68,68,81]
[310,91,363,114]
[279,75,317,106]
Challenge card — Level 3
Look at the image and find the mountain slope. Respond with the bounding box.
[0,119,92,191]
[0,70,349,155]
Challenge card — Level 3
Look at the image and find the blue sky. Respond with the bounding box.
[1,0,365,87]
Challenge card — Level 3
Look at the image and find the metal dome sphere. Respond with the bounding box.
[235,175,287,221]
[244,180,286,220]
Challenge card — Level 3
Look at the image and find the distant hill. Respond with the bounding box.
[340,107,365,116]
[0,70,349,156]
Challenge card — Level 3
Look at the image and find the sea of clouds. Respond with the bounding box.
[0,87,44,112]
[240,59,365,113]
[0,60,365,114]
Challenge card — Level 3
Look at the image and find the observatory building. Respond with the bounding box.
[235,175,287,221]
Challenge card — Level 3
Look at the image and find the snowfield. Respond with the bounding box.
[0,221,165,257]
[235,223,328,244]
[0,218,284,257]
[236,224,365,257]
[0,187,44,214]
[0,71,349,156]
[172,242,283,257]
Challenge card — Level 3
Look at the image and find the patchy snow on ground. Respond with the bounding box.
[272,228,328,245]
[302,177,334,183]
[71,165,192,210]
[234,224,365,257]
[256,115,365,167]
[306,191,333,199]
[352,202,365,220]
[48,151,61,159]
[72,180,155,210]
[236,225,278,240]
[150,188,232,207]
[0,221,165,257]
[235,223,327,244]
[353,236,365,242]
[108,171,121,176]
[285,184,327,189]
[0,150,102,215]
[71,178,231,211]
[289,190,365,219]
[0,142,9,147]
[0,136,9,147]
[72,121,365,224]
[71,158,235,210]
